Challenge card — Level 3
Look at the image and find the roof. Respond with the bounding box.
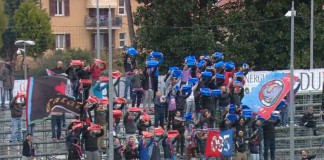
[216,0,231,7]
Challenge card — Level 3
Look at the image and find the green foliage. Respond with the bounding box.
[28,49,95,77]
[0,0,8,49]
[134,0,324,71]
[134,0,225,73]
[0,0,23,59]
[13,0,53,58]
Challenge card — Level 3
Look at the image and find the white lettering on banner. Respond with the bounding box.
[244,69,324,94]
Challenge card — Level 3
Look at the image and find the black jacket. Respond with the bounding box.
[65,66,78,80]
[162,137,177,158]
[262,119,280,139]
[235,136,246,153]
[142,67,155,90]
[68,144,81,160]
[124,143,139,159]
[10,97,25,118]
[301,155,316,160]
[82,128,104,151]
[196,134,207,154]
[150,136,163,160]
[300,112,316,128]
[154,97,167,113]
[137,119,152,135]
[219,92,230,107]
[22,140,34,157]
[172,117,185,134]
[114,145,123,160]
[175,92,190,111]
[52,67,65,75]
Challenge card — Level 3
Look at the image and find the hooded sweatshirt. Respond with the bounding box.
[150,136,163,160]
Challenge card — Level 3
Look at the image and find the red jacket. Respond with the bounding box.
[91,64,106,79]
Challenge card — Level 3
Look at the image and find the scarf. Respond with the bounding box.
[128,141,136,154]
[166,138,174,156]
[73,143,82,158]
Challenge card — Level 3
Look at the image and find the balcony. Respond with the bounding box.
[86,0,118,8]
[85,15,122,29]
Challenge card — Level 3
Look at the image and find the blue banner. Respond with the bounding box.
[220,129,234,157]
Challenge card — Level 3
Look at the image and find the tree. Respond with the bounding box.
[223,0,324,70]
[125,0,135,44]
[1,0,23,59]
[134,0,225,72]
[13,0,53,58]
[0,0,8,49]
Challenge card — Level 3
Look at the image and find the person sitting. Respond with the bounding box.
[300,107,317,136]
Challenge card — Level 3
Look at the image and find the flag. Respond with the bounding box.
[220,129,234,157]
[46,69,55,76]
[26,76,68,124]
[205,130,222,157]
[242,72,299,120]
[46,94,81,115]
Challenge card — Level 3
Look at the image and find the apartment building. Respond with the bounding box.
[40,0,138,52]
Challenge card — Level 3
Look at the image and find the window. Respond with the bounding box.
[55,34,66,50]
[55,0,64,16]
[118,0,125,15]
[49,0,70,17]
[119,33,126,48]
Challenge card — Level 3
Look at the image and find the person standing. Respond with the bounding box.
[300,107,317,136]
[22,134,34,160]
[83,125,104,160]
[130,68,144,107]
[262,118,280,160]
[1,59,14,110]
[9,93,25,143]
[142,67,155,113]
[172,111,185,156]
[124,55,134,99]
[52,61,66,127]
[154,92,167,128]
[68,139,82,160]
[52,61,65,75]
[235,130,248,160]
[50,108,63,141]
[90,59,106,83]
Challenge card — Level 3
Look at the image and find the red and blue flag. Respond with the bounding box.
[242,72,299,120]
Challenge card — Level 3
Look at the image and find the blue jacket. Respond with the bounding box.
[92,82,109,98]
[138,138,154,160]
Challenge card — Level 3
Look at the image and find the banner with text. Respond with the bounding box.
[244,69,324,94]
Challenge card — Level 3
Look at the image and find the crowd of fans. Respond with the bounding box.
[1,48,320,160]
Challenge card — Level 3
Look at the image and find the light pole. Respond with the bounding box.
[310,0,314,69]
[285,1,295,160]
[107,5,114,160]
[14,40,35,80]
[96,0,100,58]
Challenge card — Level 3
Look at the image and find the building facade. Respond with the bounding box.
[40,0,138,53]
